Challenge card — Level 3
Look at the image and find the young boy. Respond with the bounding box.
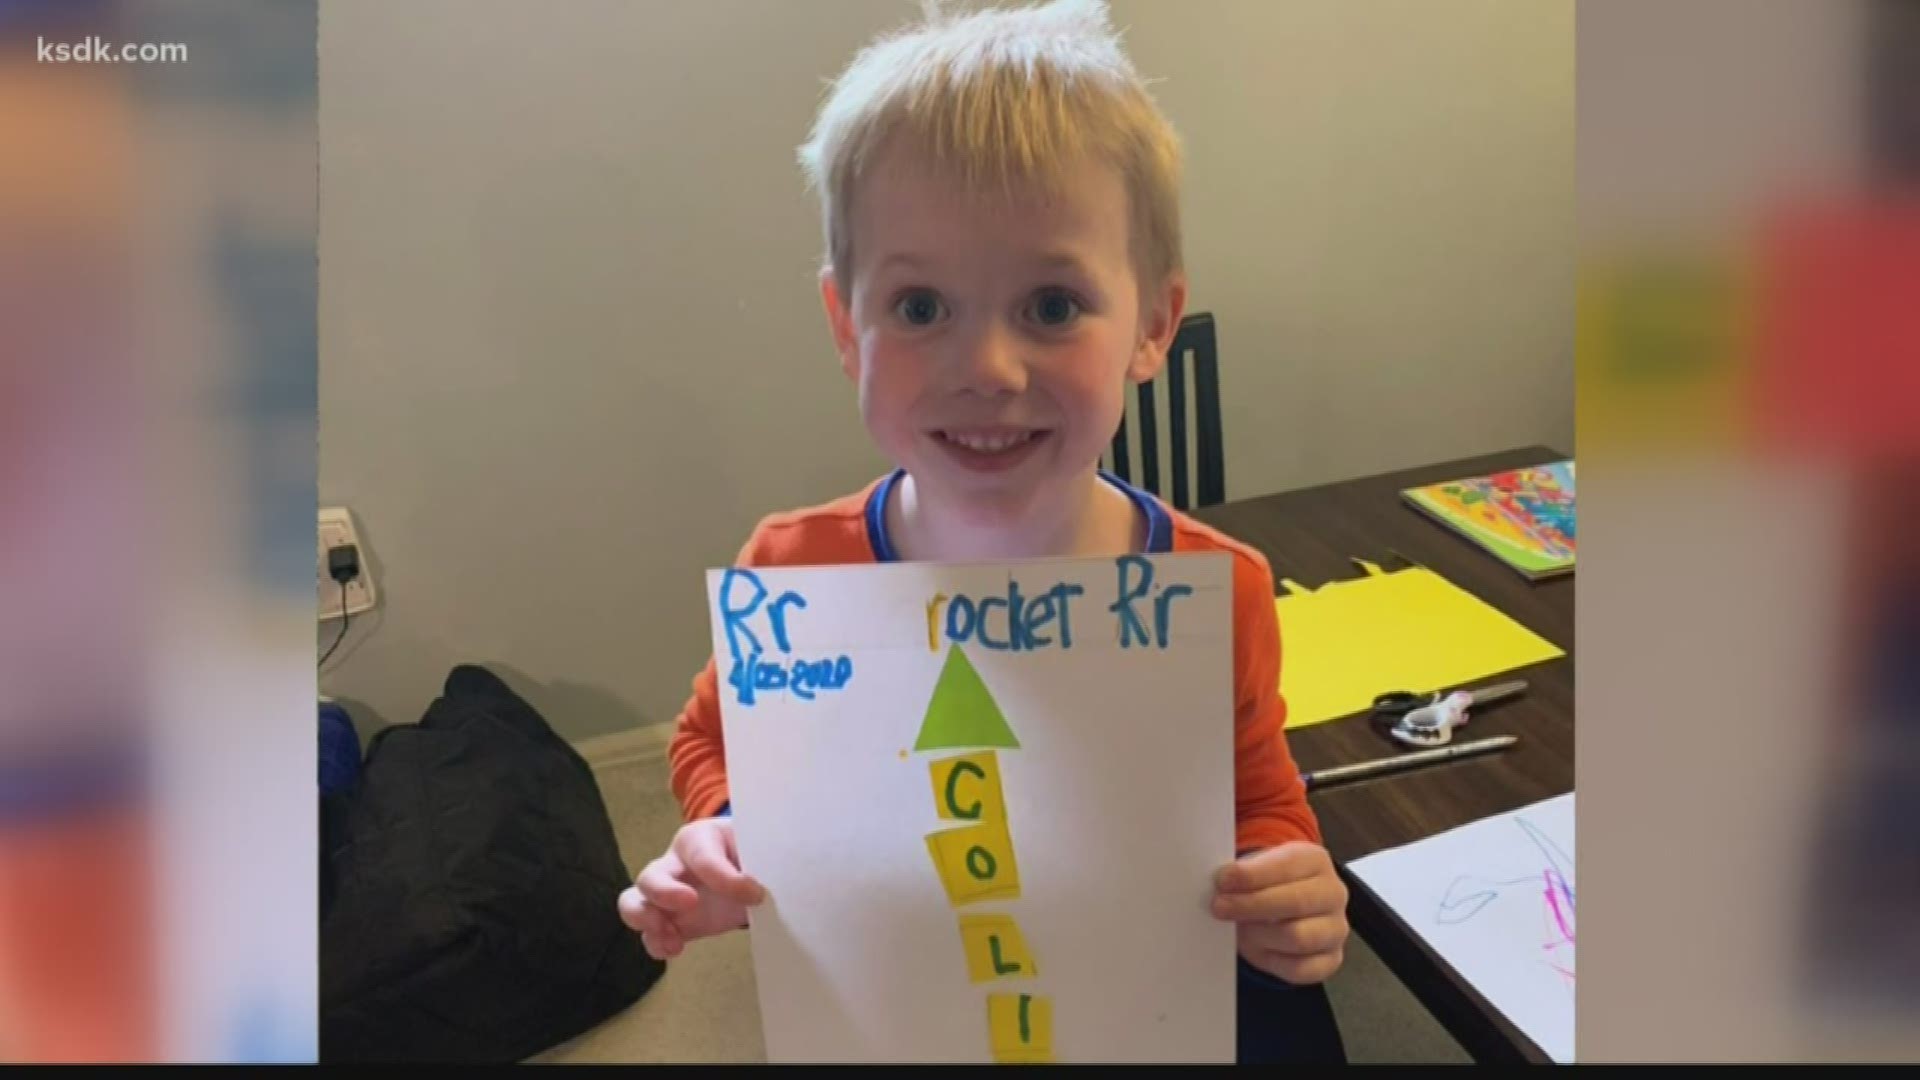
[618,0,1349,1062]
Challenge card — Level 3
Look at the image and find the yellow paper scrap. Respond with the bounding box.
[1274,565,1565,730]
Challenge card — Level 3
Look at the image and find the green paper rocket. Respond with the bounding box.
[914,645,1020,752]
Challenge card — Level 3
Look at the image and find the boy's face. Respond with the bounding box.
[821,144,1185,529]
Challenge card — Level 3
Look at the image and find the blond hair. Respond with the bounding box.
[798,0,1184,295]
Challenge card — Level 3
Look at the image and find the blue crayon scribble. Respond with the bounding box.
[1433,815,1576,992]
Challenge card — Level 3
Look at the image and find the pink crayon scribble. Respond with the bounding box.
[1543,869,1575,943]
[1540,867,1576,987]
[1435,815,1576,990]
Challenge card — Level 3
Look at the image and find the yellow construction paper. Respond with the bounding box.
[988,993,1053,1063]
[958,913,1037,984]
[928,751,1006,824]
[925,819,1022,905]
[1274,563,1565,730]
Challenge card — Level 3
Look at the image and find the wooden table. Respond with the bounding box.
[1193,446,1574,1064]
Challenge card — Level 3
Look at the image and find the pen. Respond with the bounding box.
[1302,734,1518,791]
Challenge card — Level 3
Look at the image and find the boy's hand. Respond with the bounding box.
[1211,841,1350,986]
[618,816,766,961]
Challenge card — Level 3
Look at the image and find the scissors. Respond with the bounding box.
[1371,679,1529,748]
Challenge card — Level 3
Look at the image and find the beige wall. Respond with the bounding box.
[318,0,1573,741]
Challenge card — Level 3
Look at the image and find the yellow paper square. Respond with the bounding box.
[928,751,1006,823]
[988,993,1052,1062]
[958,913,1036,983]
[1274,566,1566,730]
[924,819,1021,905]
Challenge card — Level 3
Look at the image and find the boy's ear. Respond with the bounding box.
[819,265,860,381]
[1128,272,1188,383]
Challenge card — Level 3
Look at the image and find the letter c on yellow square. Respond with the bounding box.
[928,751,1005,823]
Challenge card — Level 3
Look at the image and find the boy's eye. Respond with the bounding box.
[1029,289,1082,327]
[894,290,945,327]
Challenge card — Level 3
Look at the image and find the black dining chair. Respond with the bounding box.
[1106,311,1225,512]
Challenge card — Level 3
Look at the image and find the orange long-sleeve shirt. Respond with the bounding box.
[667,470,1323,854]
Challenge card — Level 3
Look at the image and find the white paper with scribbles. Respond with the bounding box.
[1348,792,1576,1063]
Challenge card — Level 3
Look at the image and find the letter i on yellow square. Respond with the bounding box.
[928,751,1005,823]
[957,914,1036,983]
[924,819,1021,905]
[988,993,1052,1063]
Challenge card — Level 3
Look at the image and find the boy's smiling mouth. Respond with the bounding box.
[930,426,1052,473]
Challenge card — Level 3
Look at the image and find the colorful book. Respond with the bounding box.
[1401,461,1576,580]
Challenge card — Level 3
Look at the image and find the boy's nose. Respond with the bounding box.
[953,324,1029,395]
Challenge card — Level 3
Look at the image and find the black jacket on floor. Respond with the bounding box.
[319,665,664,1063]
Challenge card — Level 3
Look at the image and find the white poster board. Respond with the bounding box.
[1347,792,1576,1063]
[705,553,1239,1063]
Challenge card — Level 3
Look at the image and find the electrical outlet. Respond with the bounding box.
[319,507,377,622]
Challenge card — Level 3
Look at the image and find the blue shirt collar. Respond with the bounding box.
[864,468,1173,563]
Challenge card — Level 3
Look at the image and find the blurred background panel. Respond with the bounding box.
[0,0,316,1063]
[1578,0,1919,1063]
